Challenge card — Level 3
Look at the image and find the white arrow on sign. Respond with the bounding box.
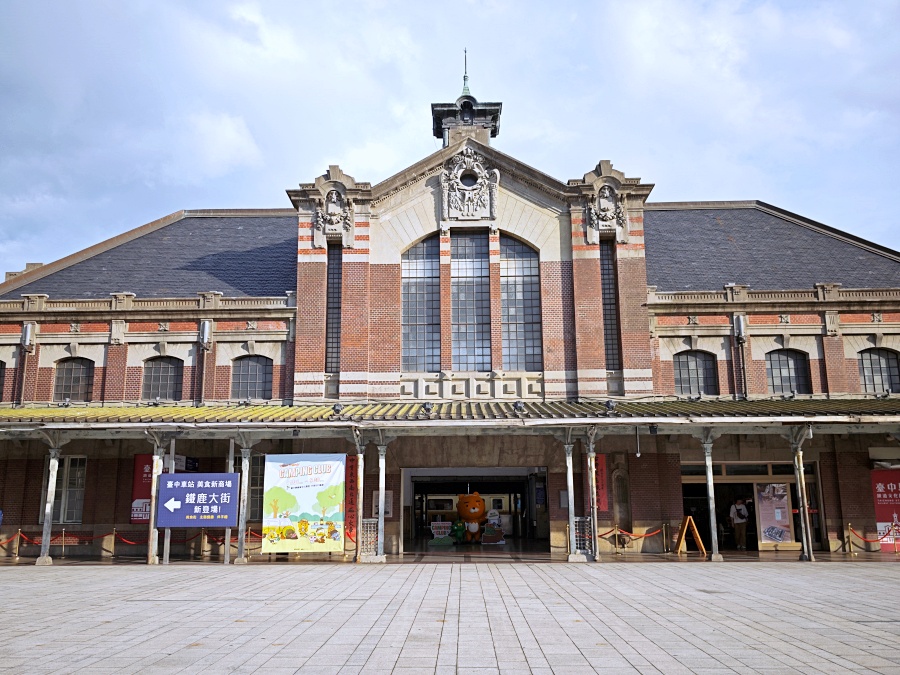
[164,497,181,513]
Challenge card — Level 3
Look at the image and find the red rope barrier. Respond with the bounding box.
[18,532,38,545]
[617,528,662,539]
[850,524,898,543]
[598,528,617,537]
[115,532,149,545]
[0,532,18,546]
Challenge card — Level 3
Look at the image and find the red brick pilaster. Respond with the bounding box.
[104,344,127,401]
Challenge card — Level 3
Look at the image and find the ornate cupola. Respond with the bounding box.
[431,65,502,147]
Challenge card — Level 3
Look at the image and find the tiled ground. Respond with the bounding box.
[1,562,899,674]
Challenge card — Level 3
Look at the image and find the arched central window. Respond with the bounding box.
[500,235,542,371]
[858,348,900,393]
[766,349,811,394]
[673,350,719,395]
[401,236,440,372]
[232,355,273,400]
[54,357,94,402]
[451,231,490,371]
[142,356,183,401]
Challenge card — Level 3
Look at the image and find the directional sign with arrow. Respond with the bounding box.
[155,472,239,528]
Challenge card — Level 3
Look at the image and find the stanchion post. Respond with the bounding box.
[112,527,116,559]
[61,528,66,559]
[613,522,619,556]
[15,529,20,559]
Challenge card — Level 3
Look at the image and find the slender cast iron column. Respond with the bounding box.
[586,442,600,562]
[792,441,815,562]
[224,440,234,565]
[35,448,61,566]
[147,443,166,565]
[377,444,387,558]
[564,443,584,561]
[235,447,251,564]
[702,439,724,562]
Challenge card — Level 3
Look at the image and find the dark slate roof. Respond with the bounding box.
[644,203,900,291]
[2,214,298,299]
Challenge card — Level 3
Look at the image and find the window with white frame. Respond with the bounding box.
[766,349,811,394]
[40,456,87,524]
[401,236,440,372]
[232,355,273,400]
[673,350,719,396]
[858,348,900,393]
[500,235,543,371]
[142,356,183,401]
[54,357,94,402]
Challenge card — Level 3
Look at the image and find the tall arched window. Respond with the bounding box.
[232,355,273,400]
[766,349,811,394]
[858,348,900,393]
[451,231,491,371]
[401,235,440,372]
[673,350,719,395]
[54,357,94,402]
[142,356,184,401]
[500,235,542,371]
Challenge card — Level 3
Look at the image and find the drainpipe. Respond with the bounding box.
[733,314,748,399]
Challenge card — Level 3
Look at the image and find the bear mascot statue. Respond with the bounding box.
[456,492,488,543]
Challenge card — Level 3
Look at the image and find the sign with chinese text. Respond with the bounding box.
[155,473,239,528]
[871,469,900,550]
[131,454,154,523]
[345,454,358,544]
[261,454,346,553]
[596,454,609,512]
[757,483,792,545]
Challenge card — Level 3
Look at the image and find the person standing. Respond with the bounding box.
[730,498,749,551]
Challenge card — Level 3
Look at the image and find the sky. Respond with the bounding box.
[1,0,898,277]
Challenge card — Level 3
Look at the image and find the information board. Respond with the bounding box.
[156,472,240,528]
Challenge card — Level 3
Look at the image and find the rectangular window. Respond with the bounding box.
[325,244,342,373]
[599,241,622,370]
[451,232,491,371]
[401,237,441,372]
[500,235,543,371]
[249,454,264,521]
[40,456,87,524]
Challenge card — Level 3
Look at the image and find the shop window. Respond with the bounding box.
[858,348,900,393]
[53,357,94,402]
[451,231,491,371]
[724,464,769,476]
[142,356,183,401]
[599,241,621,370]
[39,456,86,524]
[401,236,440,372]
[673,350,719,396]
[325,243,342,373]
[231,355,273,400]
[500,235,543,371]
[765,349,811,395]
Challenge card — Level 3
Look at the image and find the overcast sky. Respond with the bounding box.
[1,0,898,278]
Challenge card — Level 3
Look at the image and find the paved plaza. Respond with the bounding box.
[1,562,899,674]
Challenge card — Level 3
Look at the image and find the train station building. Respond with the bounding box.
[1,84,900,564]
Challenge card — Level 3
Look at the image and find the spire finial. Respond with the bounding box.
[461,48,471,97]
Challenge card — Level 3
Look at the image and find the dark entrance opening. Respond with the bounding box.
[682,482,758,551]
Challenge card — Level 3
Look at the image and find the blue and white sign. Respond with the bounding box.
[156,472,240,528]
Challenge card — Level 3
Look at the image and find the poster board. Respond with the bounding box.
[673,515,706,556]
[871,469,900,550]
[756,483,794,549]
[261,454,346,553]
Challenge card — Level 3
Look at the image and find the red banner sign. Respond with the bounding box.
[345,454,359,543]
[871,469,900,550]
[596,454,608,512]
[131,454,154,523]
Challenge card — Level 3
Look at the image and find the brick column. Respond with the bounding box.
[617,210,653,394]
[541,259,576,398]
[822,334,847,394]
[294,242,328,399]
[571,207,606,398]
[104,344,128,401]
[340,250,370,398]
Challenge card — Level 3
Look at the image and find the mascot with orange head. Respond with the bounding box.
[457,492,488,543]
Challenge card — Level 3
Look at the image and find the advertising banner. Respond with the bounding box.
[261,454,346,553]
[131,454,154,523]
[345,454,358,544]
[596,454,609,512]
[871,469,900,550]
[756,483,792,545]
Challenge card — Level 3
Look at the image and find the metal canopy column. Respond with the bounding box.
[377,444,388,559]
[585,427,600,562]
[144,432,170,565]
[234,445,253,564]
[224,439,234,565]
[35,431,69,566]
[786,425,815,562]
[697,428,723,562]
[162,437,176,565]
[564,441,586,562]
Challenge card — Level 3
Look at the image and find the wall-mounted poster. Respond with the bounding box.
[261,454,346,553]
[757,483,792,545]
[871,469,900,550]
[372,491,393,518]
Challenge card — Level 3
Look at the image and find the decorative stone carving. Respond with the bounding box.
[779,314,790,324]
[315,190,354,244]
[585,184,627,244]
[158,322,169,332]
[440,147,499,233]
[246,320,257,331]
[69,323,81,333]
[872,313,884,323]
[825,311,840,337]
[687,316,699,326]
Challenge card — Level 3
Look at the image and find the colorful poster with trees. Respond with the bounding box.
[261,454,346,553]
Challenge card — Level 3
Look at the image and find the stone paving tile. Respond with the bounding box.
[2,562,900,673]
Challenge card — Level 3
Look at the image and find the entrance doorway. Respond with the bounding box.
[401,467,550,558]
